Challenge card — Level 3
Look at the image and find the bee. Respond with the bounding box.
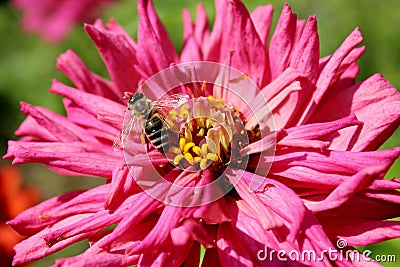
[113,92,189,152]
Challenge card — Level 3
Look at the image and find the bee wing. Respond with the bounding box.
[113,112,143,150]
[152,93,189,111]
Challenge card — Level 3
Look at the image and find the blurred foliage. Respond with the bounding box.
[0,0,399,266]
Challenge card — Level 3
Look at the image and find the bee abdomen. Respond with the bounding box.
[144,115,170,152]
[144,117,163,135]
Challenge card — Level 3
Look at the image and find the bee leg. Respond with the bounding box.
[140,132,147,146]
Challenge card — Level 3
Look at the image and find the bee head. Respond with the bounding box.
[129,93,144,105]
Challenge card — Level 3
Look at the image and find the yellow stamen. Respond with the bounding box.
[179,104,189,117]
[200,158,208,170]
[184,152,194,162]
[201,143,208,155]
[173,154,184,165]
[206,118,214,129]
[193,156,201,162]
[168,109,178,120]
[198,117,205,128]
[39,214,51,219]
[206,153,218,161]
[179,137,186,151]
[184,128,192,142]
[192,146,201,156]
[197,128,205,136]
[183,142,195,153]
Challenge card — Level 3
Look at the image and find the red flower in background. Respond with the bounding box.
[3,0,400,266]
[12,0,117,42]
[0,165,39,267]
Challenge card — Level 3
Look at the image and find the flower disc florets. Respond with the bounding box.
[165,95,249,173]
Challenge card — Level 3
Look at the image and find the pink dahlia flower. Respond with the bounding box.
[4,0,400,266]
[12,0,117,42]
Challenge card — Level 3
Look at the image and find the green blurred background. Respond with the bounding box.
[0,0,399,266]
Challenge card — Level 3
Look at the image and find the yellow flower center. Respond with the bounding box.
[165,96,249,173]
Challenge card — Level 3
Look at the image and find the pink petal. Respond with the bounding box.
[5,140,119,178]
[332,61,360,90]
[272,16,320,128]
[187,200,231,225]
[170,219,214,248]
[18,102,80,142]
[285,114,362,141]
[43,202,131,248]
[12,214,95,265]
[182,8,194,43]
[128,205,183,255]
[252,67,304,129]
[53,243,139,267]
[56,49,119,100]
[317,197,400,223]
[369,178,400,191]
[309,74,400,151]
[136,0,178,77]
[269,164,347,189]
[365,190,400,205]
[250,5,273,46]
[84,20,140,93]
[104,165,141,209]
[228,171,305,242]
[180,8,207,61]
[105,18,137,49]
[277,139,330,151]
[217,223,255,266]
[203,0,234,62]
[50,80,125,120]
[224,197,283,250]
[351,101,400,151]
[300,28,364,123]
[260,67,304,102]
[314,27,363,103]
[230,0,270,86]
[241,129,287,156]
[330,220,400,246]
[194,3,210,48]
[97,182,171,248]
[63,99,119,141]
[290,16,320,87]
[271,147,400,175]
[180,35,203,62]
[268,3,297,80]
[14,115,57,141]
[311,166,386,212]
[7,187,102,235]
